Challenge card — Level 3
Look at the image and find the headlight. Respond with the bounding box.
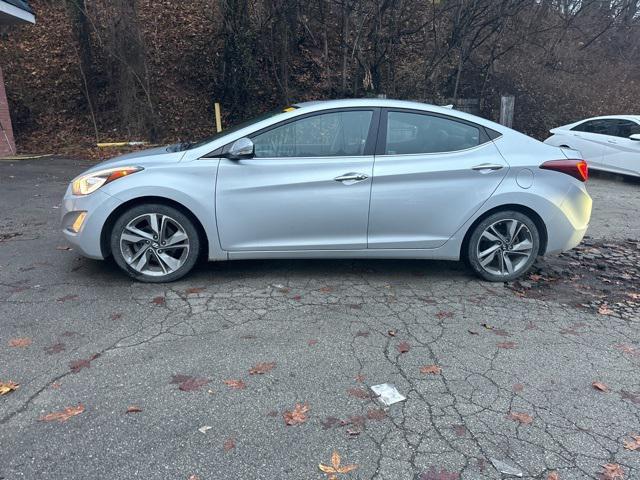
[71,166,143,195]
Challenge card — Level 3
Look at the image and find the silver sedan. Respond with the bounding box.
[61,99,592,282]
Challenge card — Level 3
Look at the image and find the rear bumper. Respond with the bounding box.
[545,183,592,254]
[60,187,122,259]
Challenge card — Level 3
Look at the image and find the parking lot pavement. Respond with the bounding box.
[1,158,639,480]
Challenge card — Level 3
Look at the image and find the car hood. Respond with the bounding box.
[83,145,186,174]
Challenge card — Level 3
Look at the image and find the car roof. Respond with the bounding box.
[292,98,506,131]
[572,115,640,123]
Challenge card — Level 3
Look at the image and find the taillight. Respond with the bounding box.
[540,159,588,182]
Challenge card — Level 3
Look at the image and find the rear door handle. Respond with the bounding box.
[334,173,369,183]
[471,163,504,172]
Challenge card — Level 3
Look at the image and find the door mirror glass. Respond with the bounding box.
[226,137,255,159]
[629,134,640,141]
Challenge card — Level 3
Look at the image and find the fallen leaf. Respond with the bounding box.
[292,295,302,301]
[420,365,442,375]
[388,330,397,337]
[468,329,479,335]
[354,374,366,383]
[40,404,85,422]
[308,339,318,346]
[513,383,524,392]
[9,337,32,348]
[223,379,246,390]
[319,286,333,293]
[547,471,559,480]
[419,466,461,480]
[44,342,65,355]
[620,390,640,404]
[0,381,19,396]
[529,274,543,281]
[366,409,386,421]
[185,287,205,295]
[321,416,341,429]
[452,424,466,437]
[126,405,142,414]
[56,245,72,251]
[110,313,123,321]
[319,450,358,478]
[436,311,454,319]
[151,296,165,305]
[347,387,370,400]
[623,433,640,451]
[187,476,201,480]
[355,331,369,337]
[223,437,236,452]
[592,381,610,392]
[497,341,518,349]
[180,378,209,392]
[249,362,276,375]
[598,304,614,316]
[600,463,624,480]
[69,354,100,373]
[507,411,533,424]
[283,402,310,426]
[397,342,410,353]
[614,344,639,356]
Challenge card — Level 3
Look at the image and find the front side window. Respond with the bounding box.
[613,120,640,138]
[385,112,481,155]
[252,110,373,158]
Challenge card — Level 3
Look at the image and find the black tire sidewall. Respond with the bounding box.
[110,204,200,283]
[467,211,540,282]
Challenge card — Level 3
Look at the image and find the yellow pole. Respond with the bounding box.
[214,103,222,133]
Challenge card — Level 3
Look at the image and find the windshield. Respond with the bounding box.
[183,107,296,151]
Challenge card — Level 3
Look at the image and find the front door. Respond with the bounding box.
[216,109,378,251]
[602,119,640,175]
[368,109,508,249]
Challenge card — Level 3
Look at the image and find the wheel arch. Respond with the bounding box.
[100,196,209,260]
[460,204,548,260]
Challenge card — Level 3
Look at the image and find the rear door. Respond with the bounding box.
[216,109,378,251]
[569,120,611,167]
[367,109,508,249]
[602,119,640,175]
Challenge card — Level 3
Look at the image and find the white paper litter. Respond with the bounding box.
[370,383,406,406]
[489,458,523,477]
[198,425,212,434]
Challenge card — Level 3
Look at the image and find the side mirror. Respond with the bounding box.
[629,134,640,141]
[226,137,254,159]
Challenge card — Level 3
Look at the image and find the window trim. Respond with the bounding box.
[216,107,381,159]
[375,108,495,156]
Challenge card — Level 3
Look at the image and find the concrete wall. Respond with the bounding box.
[0,67,16,156]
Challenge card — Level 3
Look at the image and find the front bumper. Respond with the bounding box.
[61,187,123,259]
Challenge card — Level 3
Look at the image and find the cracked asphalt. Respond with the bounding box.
[1,157,639,480]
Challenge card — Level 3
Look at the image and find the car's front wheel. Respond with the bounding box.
[110,204,200,282]
[466,210,540,282]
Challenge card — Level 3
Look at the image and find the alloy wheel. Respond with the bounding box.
[476,218,534,277]
[119,213,190,277]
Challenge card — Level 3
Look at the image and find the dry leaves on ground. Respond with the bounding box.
[39,404,85,422]
[126,405,143,414]
[497,341,518,349]
[249,362,276,375]
[151,296,165,305]
[547,471,559,480]
[507,411,533,424]
[283,403,310,426]
[397,342,410,353]
[9,337,32,348]
[592,381,610,392]
[623,433,640,451]
[0,381,19,396]
[347,387,370,400]
[69,353,101,373]
[420,365,442,375]
[319,450,358,480]
[419,467,461,480]
[601,463,624,479]
[185,287,205,295]
[223,437,236,452]
[223,379,246,390]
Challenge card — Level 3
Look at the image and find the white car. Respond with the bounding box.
[544,115,640,177]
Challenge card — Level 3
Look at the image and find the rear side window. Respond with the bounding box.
[252,110,373,158]
[572,119,615,135]
[384,112,482,155]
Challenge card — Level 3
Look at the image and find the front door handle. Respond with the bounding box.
[471,163,504,172]
[334,173,369,183]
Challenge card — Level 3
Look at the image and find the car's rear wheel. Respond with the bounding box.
[466,211,540,282]
[110,204,200,283]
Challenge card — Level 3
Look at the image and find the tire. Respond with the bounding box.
[110,203,201,283]
[466,210,540,282]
